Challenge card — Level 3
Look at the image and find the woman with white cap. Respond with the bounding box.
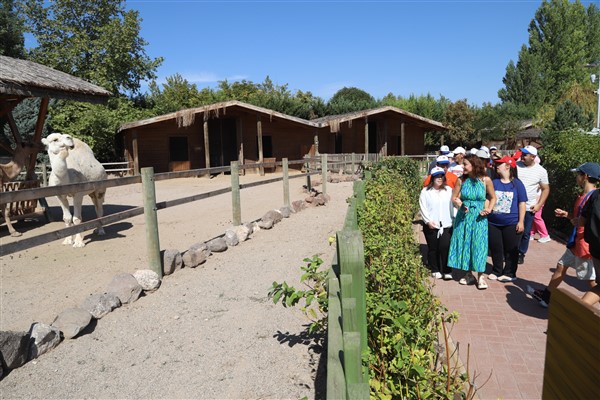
[419,167,454,279]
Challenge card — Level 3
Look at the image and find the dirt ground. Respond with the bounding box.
[0,172,354,399]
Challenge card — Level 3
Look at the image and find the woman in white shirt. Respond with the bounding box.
[420,167,455,279]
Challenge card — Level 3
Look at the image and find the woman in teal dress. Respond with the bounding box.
[448,154,497,289]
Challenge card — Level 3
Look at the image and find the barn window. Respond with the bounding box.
[169,137,189,161]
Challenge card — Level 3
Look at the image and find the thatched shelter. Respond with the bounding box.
[117,100,446,175]
[0,55,111,175]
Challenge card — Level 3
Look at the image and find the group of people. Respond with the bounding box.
[419,144,600,305]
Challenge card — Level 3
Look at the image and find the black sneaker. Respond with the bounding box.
[518,254,525,264]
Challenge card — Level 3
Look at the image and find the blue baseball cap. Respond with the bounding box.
[571,162,600,180]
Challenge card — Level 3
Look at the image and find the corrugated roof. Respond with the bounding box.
[0,55,111,103]
[118,101,446,132]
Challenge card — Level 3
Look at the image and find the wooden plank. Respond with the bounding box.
[27,97,48,179]
[542,288,600,400]
[327,272,347,400]
[343,331,362,386]
[337,230,368,355]
[231,161,241,226]
[203,120,210,172]
[342,297,358,333]
[141,167,161,277]
[257,116,264,176]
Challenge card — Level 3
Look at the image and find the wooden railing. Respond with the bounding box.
[326,179,370,399]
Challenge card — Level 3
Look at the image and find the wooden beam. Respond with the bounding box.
[6,112,21,145]
[203,120,210,174]
[257,116,264,176]
[383,120,388,156]
[0,99,22,119]
[237,117,244,175]
[26,97,49,179]
[401,122,405,156]
[364,118,369,156]
[132,131,139,175]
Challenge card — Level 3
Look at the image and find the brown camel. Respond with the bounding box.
[0,141,42,236]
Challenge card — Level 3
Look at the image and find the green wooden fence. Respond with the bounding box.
[327,180,370,399]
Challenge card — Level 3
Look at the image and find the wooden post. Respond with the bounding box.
[351,152,356,175]
[282,158,290,208]
[364,118,369,159]
[231,161,241,226]
[141,167,162,278]
[383,120,388,156]
[337,230,368,354]
[314,131,319,155]
[321,153,327,195]
[401,122,405,156]
[26,97,49,180]
[237,117,244,175]
[41,163,48,187]
[132,131,139,175]
[203,120,210,176]
[343,331,362,386]
[305,157,312,192]
[327,272,347,400]
[257,116,264,176]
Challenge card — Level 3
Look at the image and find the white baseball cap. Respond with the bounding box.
[430,167,445,177]
[453,146,466,155]
[440,145,450,154]
[480,145,490,153]
[436,155,450,164]
[520,145,538,156]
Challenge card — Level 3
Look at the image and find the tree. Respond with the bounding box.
[21,0,163,96]
[147,74,205,116]
[499,0,600,110]
[441,100,476,147]
[327,87,377,114]
[0,0,25,58]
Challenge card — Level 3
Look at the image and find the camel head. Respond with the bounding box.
[42,133,75,157]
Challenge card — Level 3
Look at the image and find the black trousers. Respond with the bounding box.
[488,223,522,278]
[423,225,452,274]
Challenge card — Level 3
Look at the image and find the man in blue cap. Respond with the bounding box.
[516,145,550,264]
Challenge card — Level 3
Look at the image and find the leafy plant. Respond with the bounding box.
[268,255,328,335]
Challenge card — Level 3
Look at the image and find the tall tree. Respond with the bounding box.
[0,0,25,58]
[442,100,476,147]
[499,0,600,110]
[21,0,163,96]
[327,87,377,114]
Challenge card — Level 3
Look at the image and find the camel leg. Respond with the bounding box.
[56,195,74,245]
[71,194,85,248]
[90,191,105,235]
[2,204,22,237]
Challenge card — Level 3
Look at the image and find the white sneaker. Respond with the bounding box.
[431,272,443,279]
[488,273,498,280]
[529,236,535,241]
[443,274,453,280]
[538,236,552,243]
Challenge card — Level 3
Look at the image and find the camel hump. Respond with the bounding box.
[66,139,107,181]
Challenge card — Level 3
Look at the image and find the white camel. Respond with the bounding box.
[0,141,43,237]
[42,133,107,247]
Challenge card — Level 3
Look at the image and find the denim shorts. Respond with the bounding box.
[558,249,596,280]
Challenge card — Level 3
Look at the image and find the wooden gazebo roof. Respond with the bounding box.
[0,55,111,103]
[0,55,111,177]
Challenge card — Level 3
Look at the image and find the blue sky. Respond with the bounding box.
[124,0,591,106]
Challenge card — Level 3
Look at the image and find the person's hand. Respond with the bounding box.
[554,208,568,218]
[516,222,524,233]
[479,208,492,216]
[428,221,438,229]
[531,204,541,213]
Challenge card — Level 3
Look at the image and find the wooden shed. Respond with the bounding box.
[117,100,446,174]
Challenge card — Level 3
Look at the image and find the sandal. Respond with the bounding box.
[459,273,476,285]
[477,276,488,290]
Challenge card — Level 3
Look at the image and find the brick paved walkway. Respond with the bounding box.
[420,232,593,400]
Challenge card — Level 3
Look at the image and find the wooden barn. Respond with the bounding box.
[116,100,445,174]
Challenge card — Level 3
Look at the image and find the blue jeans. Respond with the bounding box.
[519,210,535,256]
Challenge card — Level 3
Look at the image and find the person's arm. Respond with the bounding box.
[532,182,550,213]
[419,190,437,229]
[451,179,463,210]
[480,176,496,216]
[516,202,526,233]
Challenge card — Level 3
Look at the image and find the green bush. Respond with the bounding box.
[359,161,466,399]
[541,129,600,235]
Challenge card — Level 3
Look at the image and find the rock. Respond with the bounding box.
[106,273,143,304]
[0,331,29,369]
[28,323,61,360]
[224,230,239,246]
[51,308,92,339]
[305,196,314,203]
[133,269,161,291]
[163,249,183,275]
[227,225,250,242]
[182,247,207,268]
[82,293,121,319]
[244,222,259,235]
[279,206,292,218]
[261,210,283,225]
[291,200,306,213]
[207,237,227,252]
[257,219,274,229]
[314,193,328,206]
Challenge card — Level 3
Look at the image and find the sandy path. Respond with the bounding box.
[0,173,354,399]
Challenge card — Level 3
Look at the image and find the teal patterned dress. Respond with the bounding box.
[448,177,488,272]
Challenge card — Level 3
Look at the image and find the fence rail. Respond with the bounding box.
[0,156,354,257]
[327,179,370,399]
